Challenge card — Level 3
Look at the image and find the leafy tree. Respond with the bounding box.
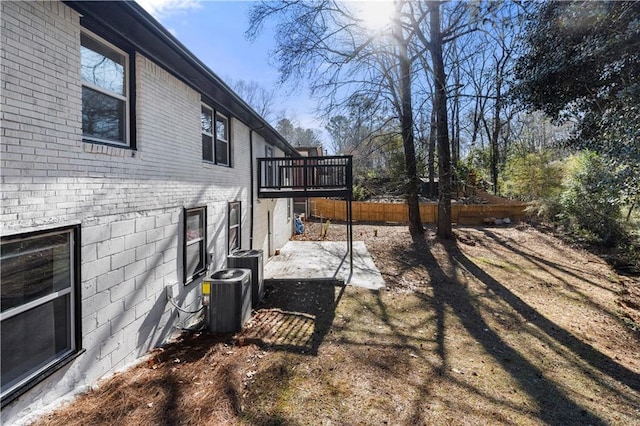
[276,117,295,142]
[501,150,563,201]
[514,1,640,205]
[560,151,623,246]
[276,117,323,147]
[466,146,492,185]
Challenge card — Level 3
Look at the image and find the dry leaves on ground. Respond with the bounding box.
[34,222,640,426]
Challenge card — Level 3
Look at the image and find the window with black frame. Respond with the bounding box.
[201,105,214,162]
[228,202,241,253]
[215,113,230,166]
[184,207,207,284]
[202,104,231,166]
[1,226,81,403]
[81,30,131,147]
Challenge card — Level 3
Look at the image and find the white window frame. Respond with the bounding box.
[228,201,241,254]
[0,226,81,404]
[80,29,131,147]
[183,206,207,284]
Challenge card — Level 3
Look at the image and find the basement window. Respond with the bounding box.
[228,201,241,254]
[1,226,81,405]
[184,207,207,284]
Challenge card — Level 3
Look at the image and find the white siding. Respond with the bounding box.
[252,138,293,257]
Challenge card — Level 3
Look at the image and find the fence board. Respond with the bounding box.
[310,199,527,225]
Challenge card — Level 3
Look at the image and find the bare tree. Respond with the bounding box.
[226,78,277,124]
[326,115,352,155]
[247,0,425,233]
[451,1,525,193]
[326,112,394,176]
[393,1,422,234]
[408,0,491,239]
[481,23,516,195]
[428,106,437,197]
[428,1,454,239]
[246,0,525,239]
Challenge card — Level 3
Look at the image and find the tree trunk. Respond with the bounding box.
[395,7,423,235]
[430,1,453,239]
[454,99,460,165]
[428,106,437,198]
[451,58,461,165]
[490,74,502,195]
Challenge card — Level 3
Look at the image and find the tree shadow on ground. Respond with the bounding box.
[475,228,621,294]
[470,229,640,392]
[407,231,620,426]
[238,279,345,356]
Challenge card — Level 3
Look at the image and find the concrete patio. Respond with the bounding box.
[263,241,385,290]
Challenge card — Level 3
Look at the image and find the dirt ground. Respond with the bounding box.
[33,221,640,425]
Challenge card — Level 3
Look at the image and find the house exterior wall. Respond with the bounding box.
[0,1,292,423]
[252,139,294,257]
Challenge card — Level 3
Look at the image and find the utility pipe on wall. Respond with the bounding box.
[249,126,263,250]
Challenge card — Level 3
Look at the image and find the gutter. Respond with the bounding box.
[249,125,264,250]
[63,0,300,157]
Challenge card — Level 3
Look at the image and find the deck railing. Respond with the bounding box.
[257,155,353,198]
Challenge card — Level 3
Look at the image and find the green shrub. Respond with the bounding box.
[502,150,564,202]
[559,151,623,246]
[525,195,563,223]
[352,184,370,201]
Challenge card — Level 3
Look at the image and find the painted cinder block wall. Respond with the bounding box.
[0,1,292,423]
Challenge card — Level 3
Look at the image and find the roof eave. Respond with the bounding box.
[63,0,299,157]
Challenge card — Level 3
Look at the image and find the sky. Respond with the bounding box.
[135,0,323,140]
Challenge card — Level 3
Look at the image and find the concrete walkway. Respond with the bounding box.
[263,241,385,290]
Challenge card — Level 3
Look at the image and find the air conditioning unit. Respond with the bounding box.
[204,268,252,333]
[227,249,264,309]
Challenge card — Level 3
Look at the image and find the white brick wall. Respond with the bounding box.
[1,1,293,424]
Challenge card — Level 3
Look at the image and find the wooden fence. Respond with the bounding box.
[310,199,528,225]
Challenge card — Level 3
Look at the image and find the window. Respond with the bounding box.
[228,202,241,254]
[201,106,213,162]
[184,207,207,284]
[81,30,131,147]
[215,113,230,166]
[201,104,231,166]
[1,226,81,404]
